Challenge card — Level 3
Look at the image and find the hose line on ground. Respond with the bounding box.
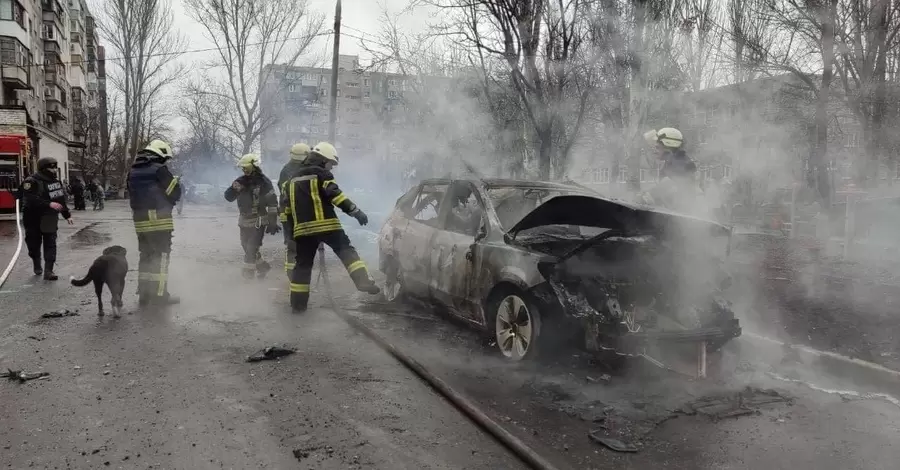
[315,247,563,470]
[0,200,24,290]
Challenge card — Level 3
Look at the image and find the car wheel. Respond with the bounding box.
[382,258,405,303]
[492,290,542,361]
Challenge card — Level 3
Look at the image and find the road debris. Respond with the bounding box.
[1,369,50,383]
[41,309,79,318]
[680,386,791,420]
[588,431,639,453]
[586,374,611,384]
[247,346,296,363]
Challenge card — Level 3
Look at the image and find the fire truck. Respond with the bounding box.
[0,135,33,221]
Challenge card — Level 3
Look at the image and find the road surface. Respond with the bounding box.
[0,201,898,469]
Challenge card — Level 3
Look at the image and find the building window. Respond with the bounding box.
[723,165,733,180]
[846,132,859,148]
[288,84,295,92]
[364,90,370,98]
[363,78,370,87]
[617,167,627,183]
[0,0,25,28]
[0,36,25,67]
[388,91,396,99]
[346,82,358,87]
[640,168,656,183]
[388,79,396,86]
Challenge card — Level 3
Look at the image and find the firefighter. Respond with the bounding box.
[278,143,310,276]
[224,153,280,279]
[20,157,73,280]
[128,140,182,306]
[286,142,379,312]
[643,127,699,210]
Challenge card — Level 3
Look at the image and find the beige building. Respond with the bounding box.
[0,0,105,182]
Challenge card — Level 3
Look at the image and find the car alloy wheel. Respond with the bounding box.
[495,294,535,360]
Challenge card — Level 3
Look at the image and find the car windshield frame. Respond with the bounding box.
[484,184,593,232]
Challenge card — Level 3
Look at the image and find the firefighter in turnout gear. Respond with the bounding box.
[286,142,380,312]
[224,153,280,279]
[20,157,73,280]
[278,142,310,276]
[128,140,182,306]
[642,127,699,211]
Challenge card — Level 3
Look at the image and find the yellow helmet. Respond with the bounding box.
[145,139,173,159]
[311,142,338,164]
[237,153,262,170]
[290,143,310,160]
[644,128,683,149]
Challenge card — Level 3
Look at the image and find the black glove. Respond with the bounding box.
[266,224,281,235]
[350,208,368,226]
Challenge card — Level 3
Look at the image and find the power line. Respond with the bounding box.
[18,30,334,69]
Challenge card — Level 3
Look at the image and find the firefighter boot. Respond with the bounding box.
[32,258,42,276]
[43,262,58,281]
[357,279,381,295]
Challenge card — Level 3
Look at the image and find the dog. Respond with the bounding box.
[70,245,129,318]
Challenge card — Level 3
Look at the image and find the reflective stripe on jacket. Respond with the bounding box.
[128,153,180,233]
[287,165,357,237]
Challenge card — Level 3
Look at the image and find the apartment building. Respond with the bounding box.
[0,0,106,183]
[260,55,445,172]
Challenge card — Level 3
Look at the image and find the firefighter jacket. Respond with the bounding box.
[659,149,697,181]
[21,170,71,232]
[286,164,358,237]
[224,170,278,228]
[277,159,307,222]
[127,151,181,233]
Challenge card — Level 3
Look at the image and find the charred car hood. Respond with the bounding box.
[507,195,731,238]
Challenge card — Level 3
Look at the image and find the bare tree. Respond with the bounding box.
[418,0,599,180]
[96,0,185,193]
[184,0,325,154]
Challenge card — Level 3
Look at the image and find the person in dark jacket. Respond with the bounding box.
[127,140,182,306]
[285,141,379,312]
[224,153,280,279]
[277,142,310,276]
[70,178,86,210]
[20,157,73,279]
[644,127,699,210]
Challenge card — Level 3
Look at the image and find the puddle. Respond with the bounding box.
[767,372,900,409]
[69,223,112,249]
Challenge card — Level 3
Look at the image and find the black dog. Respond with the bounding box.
[70,245,128,317]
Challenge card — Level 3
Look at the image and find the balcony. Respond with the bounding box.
[0,37,29,89]
[41,22,61,46]
[1,65,29,89]
[46,100,67,120]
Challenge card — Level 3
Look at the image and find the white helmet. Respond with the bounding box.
[237,153,261,170]
[290,143,310,160]
[311,142,338,164]
[644,128,684,149]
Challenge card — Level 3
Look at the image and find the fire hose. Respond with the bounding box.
[314,247,563,470]
[0,199,24,291]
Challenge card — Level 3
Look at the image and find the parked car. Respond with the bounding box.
[378,178,741,363]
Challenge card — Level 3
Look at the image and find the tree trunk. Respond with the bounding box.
[871,0,889,187]
[812,0,836,206]
[627,0,648,192]
[538,127,553,180]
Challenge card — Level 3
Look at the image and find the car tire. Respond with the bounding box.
[488,288,543,361]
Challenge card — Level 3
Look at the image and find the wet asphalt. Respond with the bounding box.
[0,201,898,469]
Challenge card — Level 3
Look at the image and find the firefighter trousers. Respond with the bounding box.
[24,226,57,270]
[137,230,173,302]
[239,226,270,278]
[282,216,296,276]
[290,229,371,310]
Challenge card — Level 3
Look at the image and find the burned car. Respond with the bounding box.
[378,178,741,366]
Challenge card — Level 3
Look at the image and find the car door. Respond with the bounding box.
[429,181,487,324]
[397,183,450,298]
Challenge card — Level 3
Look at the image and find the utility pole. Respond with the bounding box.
[328,0,342,143]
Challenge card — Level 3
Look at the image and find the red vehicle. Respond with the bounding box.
[0,135,32,221]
